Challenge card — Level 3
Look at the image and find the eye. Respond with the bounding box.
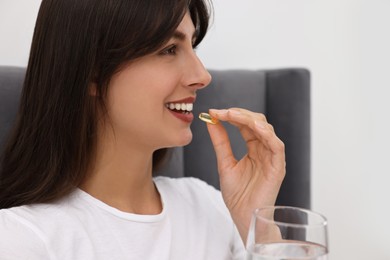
[160,44,177,56]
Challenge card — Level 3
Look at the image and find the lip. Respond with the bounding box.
[166,96,195,123]
[166,96,196,104]
[168,110,194,123]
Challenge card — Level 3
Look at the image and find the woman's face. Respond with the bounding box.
[103,12,211,151]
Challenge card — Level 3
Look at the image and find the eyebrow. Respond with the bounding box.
[172,30,197,43]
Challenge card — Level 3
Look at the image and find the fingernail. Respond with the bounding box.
[255,120,266,129]
[209,109,228,115]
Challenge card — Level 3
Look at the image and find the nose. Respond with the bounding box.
[183,52,212,90]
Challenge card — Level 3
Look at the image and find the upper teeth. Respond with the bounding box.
[166,103,193,112]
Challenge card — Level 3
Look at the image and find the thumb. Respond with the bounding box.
[206,120,237,173]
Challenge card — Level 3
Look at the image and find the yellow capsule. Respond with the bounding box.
[198,112,218,124]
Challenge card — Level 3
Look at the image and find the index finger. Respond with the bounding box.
[209,108,268,126]
[209,108,285,168]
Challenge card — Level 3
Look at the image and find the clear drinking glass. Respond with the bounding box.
[246,206,328,260]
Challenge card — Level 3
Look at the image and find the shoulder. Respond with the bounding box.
[0,192,80,259]
[0,207,50,259]
[0,192,77,226]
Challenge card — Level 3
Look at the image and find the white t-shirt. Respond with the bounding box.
[0,176,246,260]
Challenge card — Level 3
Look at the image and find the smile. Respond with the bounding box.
[165,103,193,114]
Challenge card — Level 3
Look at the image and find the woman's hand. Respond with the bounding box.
[206,108,286,242]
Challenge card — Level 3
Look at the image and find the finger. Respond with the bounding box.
[248,118,286,172]
[210,108,285,170]
[253,121,286,173]
[210,108,268,125]
[205,119,237,173]
[209,108,268,150]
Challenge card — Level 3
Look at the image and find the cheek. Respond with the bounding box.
[103,64,186,146]
[105,82,167,140]
[108,90,152,128]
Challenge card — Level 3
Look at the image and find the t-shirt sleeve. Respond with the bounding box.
[0,210,49,259]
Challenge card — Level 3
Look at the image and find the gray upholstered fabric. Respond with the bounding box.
[0,66,25,149]
[0,66,310,208]
[265,69,311,209]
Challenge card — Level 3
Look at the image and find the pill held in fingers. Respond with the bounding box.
[199,113,218,124]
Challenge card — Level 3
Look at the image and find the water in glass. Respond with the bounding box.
[247,241,328,260]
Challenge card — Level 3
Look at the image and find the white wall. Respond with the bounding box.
[201,1,390,259]
[1,1,390,259]
[0,1,41,66]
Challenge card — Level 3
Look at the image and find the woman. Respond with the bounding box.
[0,0,285,259]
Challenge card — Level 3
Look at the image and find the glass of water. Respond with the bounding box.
[246,206,328,260]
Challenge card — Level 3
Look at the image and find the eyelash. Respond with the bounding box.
[159,44,197,56]
[160,45,177,56]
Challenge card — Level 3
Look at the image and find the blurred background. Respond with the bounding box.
[1,0,389,259]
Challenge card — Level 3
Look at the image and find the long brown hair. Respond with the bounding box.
[0,0,211,209]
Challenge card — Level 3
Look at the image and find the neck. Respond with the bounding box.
[80,130,162,215]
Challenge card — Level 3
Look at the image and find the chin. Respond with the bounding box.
[176,131,193,146]
[165,130,193,148]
